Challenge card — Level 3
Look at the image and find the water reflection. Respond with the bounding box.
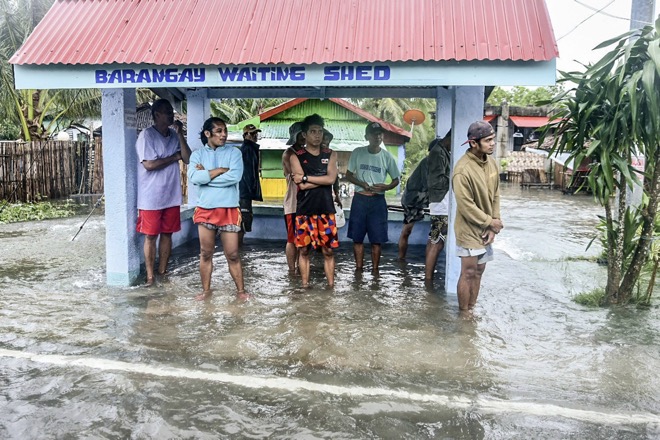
[1,185,659,438]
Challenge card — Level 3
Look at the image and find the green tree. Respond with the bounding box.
[210,99,287,124]
[546,18,660,305]
[0,0,105,140]
[487,85,564,106]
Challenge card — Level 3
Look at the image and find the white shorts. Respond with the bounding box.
[456,245,494,265]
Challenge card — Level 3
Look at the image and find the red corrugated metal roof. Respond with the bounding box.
[510,115,550,128]
[260,98,412,140]
[10,0,557,66]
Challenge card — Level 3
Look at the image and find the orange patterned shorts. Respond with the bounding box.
[294,214,340,249]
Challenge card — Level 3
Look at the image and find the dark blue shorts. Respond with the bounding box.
[347,193,389,244]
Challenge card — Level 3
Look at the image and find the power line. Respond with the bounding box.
[574,0,630,20]
[557,0,616,41]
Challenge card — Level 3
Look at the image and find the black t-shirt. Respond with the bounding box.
[295,147,334,215]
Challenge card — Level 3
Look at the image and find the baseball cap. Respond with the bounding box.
[242,124,261,134]
[462,121,495,145]
[286,122,303,145]
[365,121,385,136]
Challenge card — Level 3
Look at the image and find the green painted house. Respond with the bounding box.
[236,98,411,199]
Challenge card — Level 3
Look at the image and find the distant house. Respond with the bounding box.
[236,98,411,199]
[93,102,187,138]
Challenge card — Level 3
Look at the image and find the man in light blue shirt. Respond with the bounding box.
[346,122,400,274]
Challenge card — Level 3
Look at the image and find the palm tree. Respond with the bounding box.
[546,17,660,304]
[0,0,105,140]
[210,99,288,124]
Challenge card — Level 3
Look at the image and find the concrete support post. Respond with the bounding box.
[102,88,139,286]
[185,89,211,206]
[435,87,453,137]
[496,102,509,163]
[445,86,485,294]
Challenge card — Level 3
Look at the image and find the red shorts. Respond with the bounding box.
[295,214,340,249]
[136,206,181,236]
[193,207,241,230]
[284,213,296,243]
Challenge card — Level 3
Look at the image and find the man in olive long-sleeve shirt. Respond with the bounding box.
[452,121,503,313]
[424,132,451,283]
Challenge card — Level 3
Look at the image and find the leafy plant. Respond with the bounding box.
[545,18,660,305]
[0,200,76,223]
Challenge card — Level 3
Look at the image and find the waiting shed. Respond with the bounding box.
[10,0,558,292]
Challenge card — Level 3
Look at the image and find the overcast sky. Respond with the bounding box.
[546,0,660,74]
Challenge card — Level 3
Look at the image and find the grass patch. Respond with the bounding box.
[573,288,607,307]
[0,200,77,224]
[563,256,600,263]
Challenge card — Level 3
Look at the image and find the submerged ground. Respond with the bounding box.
[1,185,659,439]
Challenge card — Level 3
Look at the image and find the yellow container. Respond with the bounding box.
[260,178,287,199]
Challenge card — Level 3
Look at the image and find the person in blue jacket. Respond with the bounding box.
[187,117,247,301]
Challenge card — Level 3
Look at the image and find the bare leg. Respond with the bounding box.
[424,240,445,281]
[469,264,487,309]
[238,230,245,247]
[457,256,486,311]
[353,242,365,270]
[397,222,415,260]
[298,245,311,287]
[285,242,299,274]
[157,233,172,275]
[371,243,381,274]
[322,247,335,287]
[220,231,245,294]
[196,226,216,300]
[143,234,158,285]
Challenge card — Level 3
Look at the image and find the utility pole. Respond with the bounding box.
[630,0,655,31]
[627,0,656,207]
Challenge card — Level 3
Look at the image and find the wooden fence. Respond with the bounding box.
[0,140,104,203]
[0,139,191,203]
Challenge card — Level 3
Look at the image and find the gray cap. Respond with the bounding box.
[286,122,303,145]
[462,121,495,145]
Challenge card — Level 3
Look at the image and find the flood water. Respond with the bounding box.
[1,185,659,439]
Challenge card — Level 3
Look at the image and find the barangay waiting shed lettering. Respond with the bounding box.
[95,65,391,85]
[13,61,556,90]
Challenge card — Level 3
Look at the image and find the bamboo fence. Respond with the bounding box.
[0,139,189,203]
[0,140,103,202]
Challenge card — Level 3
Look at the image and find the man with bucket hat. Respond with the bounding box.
[452,120,503,313]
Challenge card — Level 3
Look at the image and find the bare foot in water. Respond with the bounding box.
[236,290,251,301]
[144,276,155,287]
[195,290,213,301]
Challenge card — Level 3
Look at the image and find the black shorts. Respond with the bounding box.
[239,199,253,232]
[402,191,428,224]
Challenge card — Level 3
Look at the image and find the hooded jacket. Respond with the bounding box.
[452,151,501,249]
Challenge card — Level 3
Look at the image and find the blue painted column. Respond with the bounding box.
[445,86,485,294]
[435,87,454,292]
[185,89,211,207]
[102,88,139,286]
